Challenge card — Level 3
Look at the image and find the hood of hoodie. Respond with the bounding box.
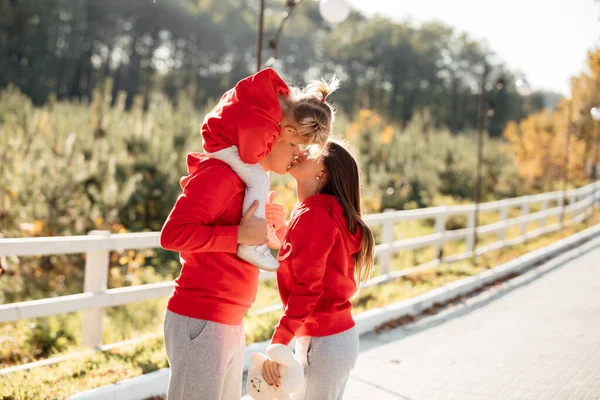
[234,68,290,125]
[302,194,362,256]
[180,152,210,189]
[200,68,291,163]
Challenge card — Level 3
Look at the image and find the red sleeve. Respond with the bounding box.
[237,126,279,164]
[271,208,335,345]
[159,172,240,253]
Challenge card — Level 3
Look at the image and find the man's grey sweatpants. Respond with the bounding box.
[293,327,359,400]
[163,310,246,400]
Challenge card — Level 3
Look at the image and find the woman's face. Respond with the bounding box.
[260,138,303,175]
[287,150,325,184]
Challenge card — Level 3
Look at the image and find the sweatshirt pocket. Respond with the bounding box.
[186,317,210,343]
[306,338,314,366]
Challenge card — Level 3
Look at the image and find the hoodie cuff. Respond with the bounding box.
[271,328,294,347]
[213,225,239,253]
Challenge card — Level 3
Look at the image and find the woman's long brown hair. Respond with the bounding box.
[319,140,375,286]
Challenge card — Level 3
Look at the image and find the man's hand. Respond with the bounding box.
[238,200,268,245]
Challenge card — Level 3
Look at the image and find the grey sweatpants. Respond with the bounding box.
[293,327,359,400]
[163,310,246,400]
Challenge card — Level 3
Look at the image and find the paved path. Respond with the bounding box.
[242,241,600,400]
[342,242,600,400]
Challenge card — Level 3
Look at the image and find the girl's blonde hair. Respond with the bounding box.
[280,77,340,148]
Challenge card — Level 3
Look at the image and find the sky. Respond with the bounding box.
[347,0,600,95]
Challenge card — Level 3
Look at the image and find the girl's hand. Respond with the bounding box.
[262,358,281,387]
[265,191,286,232]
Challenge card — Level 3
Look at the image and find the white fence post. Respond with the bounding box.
[379,219,394,275]
[434,208,446,263]
[82,230,110,348]
[520,201,530,239]
[498,205,509,242]
[584,187,593,218]
[558,196,566,228]
[588,184,596,216]
[540,199,549,228]
[570,193,577,222]
[466,209,476,255]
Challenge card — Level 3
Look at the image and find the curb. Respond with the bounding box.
[69,368,170,400]
[69,223,600,400]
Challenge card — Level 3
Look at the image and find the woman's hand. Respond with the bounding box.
[262,358,281,387]
[265,191,286,232]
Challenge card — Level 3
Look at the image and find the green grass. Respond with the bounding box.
[1,209,598,399]
[0,337,167,400]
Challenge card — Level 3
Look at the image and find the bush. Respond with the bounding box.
[344,108,521,212]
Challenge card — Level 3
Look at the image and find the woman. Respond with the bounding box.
[263,140,375,399]
[159,138,303,400]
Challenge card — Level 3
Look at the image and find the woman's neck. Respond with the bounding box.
[296,181,319,203]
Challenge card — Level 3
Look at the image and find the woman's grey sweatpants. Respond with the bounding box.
[163,310,246,400]
[293,327,359,400]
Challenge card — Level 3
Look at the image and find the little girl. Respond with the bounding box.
[202,68,338,271]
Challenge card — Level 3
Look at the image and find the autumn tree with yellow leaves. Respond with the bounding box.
[504,48,600,191]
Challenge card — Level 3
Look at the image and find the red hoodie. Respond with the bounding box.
[271,194,362,346]
[201,68,291,165]
[159,153,260,325]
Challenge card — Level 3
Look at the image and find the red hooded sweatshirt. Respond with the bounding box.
[271,194,362,346]
[159,153,260,325]
[201,68,291,165]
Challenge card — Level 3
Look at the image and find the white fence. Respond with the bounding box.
[1,181,599,350]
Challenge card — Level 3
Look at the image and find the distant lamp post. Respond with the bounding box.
[473,69,518,259]
[473,76,533,256]
[471,64,493,259]
[559,101,576,226]
[591,107,600,179]
[256,0,351,72]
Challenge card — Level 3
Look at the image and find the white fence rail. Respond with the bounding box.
[1,181,599,349]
